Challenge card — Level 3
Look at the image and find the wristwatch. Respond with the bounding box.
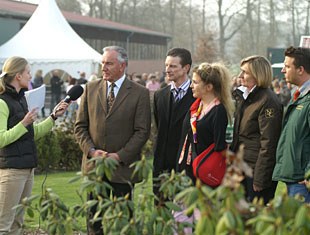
[50,113,58,121]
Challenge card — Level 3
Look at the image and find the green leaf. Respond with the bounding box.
[27,208,34,218]
[164,202,182,212]
[68,175,81,184]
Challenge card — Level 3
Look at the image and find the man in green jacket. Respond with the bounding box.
[272,46,310,203]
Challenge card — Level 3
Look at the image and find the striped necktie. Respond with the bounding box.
[173,88,182,102]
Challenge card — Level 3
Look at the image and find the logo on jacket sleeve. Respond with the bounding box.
[265,108,275,118]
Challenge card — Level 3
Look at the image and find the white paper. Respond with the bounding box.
[24,84,46,111]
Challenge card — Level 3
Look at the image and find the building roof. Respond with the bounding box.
[0,0,171,39]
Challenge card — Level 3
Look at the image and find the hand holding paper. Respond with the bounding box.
[24,84,46,110]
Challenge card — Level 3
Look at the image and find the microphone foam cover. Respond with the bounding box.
[66,85,84,101]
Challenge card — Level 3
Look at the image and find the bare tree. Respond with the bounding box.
[217,0,248,60]
[56,0,82,14]
[245,0,255,52]
[130,0,138,25]
[194,30,218,63]
[86,0,96,17]
[73,0,309,64]
[291,0,297,45]
[188,0,195,53]
[202,0,206,34]
[306,0,310,35]
[168,0,177,46]
[269,0,276,46]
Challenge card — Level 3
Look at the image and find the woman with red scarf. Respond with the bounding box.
[177,62,234,185]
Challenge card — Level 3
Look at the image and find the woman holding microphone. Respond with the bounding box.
[0,56,68,234]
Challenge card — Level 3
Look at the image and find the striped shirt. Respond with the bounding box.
[170,79,191,102]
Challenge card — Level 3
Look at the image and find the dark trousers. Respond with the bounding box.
[87,180,133,235]
[50,93,61,111]
[242,176,278,205]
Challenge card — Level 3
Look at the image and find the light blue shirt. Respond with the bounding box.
[107,74,126,98]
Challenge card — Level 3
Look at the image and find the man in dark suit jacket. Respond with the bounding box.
[74,46,151,234]
[153,48,195,197]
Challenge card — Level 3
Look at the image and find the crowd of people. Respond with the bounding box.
[0,45,309,234]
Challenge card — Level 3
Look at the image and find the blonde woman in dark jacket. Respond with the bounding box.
[0,56,68,234]
[230,55,283,205]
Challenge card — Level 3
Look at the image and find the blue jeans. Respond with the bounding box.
[286,183,310,203]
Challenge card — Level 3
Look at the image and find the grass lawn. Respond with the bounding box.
[25,170,153,232]
[25,171,286,232]
[24,171,84,231]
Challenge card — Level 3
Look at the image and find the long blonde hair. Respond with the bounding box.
[193,62,235,124]
[0,56,28,94]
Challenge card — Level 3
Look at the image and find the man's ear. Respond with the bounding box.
[120,62,126,71]
[297,66,305,75]
[183,64,190,74]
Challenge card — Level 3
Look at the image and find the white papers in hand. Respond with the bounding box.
[24,84,46,111]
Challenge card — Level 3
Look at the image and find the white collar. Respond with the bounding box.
[107,74,126,88]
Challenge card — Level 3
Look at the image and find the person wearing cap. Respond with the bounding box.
[272,46,310,203]
[0,56,68,234]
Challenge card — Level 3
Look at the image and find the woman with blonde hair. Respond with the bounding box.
[175,62,234,232]
[230,55,283,204]
[177,62,234,183]
[0,56,68,234]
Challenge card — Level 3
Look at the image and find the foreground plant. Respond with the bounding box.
[16,148,310,235]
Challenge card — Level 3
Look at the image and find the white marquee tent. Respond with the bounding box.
[271,63,284,68]
[0,0,102,78]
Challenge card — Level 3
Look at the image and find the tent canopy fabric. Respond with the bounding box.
[0,0,102,78]
[271,63,284,69]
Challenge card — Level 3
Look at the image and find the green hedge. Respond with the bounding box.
[35,119,82,172]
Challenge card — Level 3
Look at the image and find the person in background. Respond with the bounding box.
[160,75,170,88]
[140,73,148,86]
[231,75,241,90]
[50,69,63,112]
[0,56,68,234]
[230,55,283,205]
[279,80,291,106]
[153,48,195,199]
[77,71,88,85]
[74,46,151,234]
[131,73,143,86]
[65,76,78,121]
[272,79,291,107]
[32,69,45,117]
[88,73,98,82]
[146,74,161,92]
[272,46,310,203]
[177,62,235,183]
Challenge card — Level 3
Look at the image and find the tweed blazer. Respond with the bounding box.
[75,78,151,183]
